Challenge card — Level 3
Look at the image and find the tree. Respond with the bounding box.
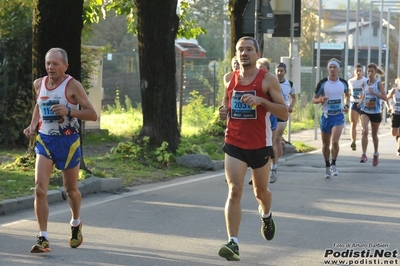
[32,0,83,80]
[0,0,33,147]
[93,0,204,152]
[228,0,249,59]
[131,0,181,151]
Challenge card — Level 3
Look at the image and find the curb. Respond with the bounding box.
[0,144,298,216]
[0,177,122,215]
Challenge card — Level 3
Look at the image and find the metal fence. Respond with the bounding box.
[101,54,334,113]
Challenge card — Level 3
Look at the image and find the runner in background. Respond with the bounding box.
[271,62,297,183]
[357,63,387,166]
[312,58,349,178]
[347,64,368,151]
[385,77,400,156]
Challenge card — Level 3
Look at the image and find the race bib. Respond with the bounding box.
[394,98,400,114]
[352,88,362,99]
[365,97,376,109]
[231,90,256,119]
[327,99,342,115]
[39,100,61,123]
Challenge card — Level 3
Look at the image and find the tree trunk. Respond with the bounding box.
[32,0,90,172]
[32,0,83,80]
[134,0,181,152]
[229,0,249,59]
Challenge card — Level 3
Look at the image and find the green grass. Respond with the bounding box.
[291,141,317,153]
[290,119,316,133]
[0,111,316,202]
[0,150,62,201]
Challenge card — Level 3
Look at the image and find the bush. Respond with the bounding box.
[0,0,33,147]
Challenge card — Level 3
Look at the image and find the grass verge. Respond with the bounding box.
[0,112,316,202]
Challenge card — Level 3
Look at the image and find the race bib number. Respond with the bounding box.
[352,88,362,99]
[365,97,376,109]
[327,99,342,115]
[39,100,61,122]
[231,90,256,119]
[394,98,400,114]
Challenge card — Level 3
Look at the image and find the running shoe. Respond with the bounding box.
[330,165,339,176]
[30,236,51,253]
[258,205,275,241]
[69,222,83,248]
[269,169,277,183]
[218,240,240,261]
[325,167,331,178]
[360,154,368,163]
[350,142,356,151]
[372,153,379,166]
[248,179,253,185]
[397,149,400,156]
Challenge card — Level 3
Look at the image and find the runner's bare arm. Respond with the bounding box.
[262,73,288,120]
[65,80,98,121]
[219,72,233,121]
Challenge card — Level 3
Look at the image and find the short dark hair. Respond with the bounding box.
[236,36,260,52]
[277,62,287,73]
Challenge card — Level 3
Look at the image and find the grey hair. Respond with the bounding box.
[46,48,68,64]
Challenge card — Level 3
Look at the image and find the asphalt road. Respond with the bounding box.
[1,123,399,266]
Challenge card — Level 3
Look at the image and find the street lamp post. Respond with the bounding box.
[354,0,360,66]
[367,1,400,65]
[345,0,350,78]
[314,0,323,140]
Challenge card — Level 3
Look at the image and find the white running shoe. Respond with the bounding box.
[269,170,277,183]
[325,167,331,178]
[330,165,339,176]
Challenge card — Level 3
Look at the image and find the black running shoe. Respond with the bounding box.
[30,236,51,253]
[218,240,240,261]
[258,206,276,241]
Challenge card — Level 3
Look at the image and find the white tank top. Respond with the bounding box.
[37,75,80,135]
[392,88,400,115]
[360,79,381,114]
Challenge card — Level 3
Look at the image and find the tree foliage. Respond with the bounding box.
[0,0,33,147]
[187,0,226,59]
[298,0,331,66]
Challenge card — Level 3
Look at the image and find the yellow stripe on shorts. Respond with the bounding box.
[36,135,51,158]
[64,137,81,169]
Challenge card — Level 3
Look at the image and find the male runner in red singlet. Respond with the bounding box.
[217,37,288,261]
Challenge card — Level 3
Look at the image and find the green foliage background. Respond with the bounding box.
[0,0,34,147]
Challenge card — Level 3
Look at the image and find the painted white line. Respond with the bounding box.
[0,172,225,228]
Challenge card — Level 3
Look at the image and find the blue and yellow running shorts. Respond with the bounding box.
[35,133,81,170]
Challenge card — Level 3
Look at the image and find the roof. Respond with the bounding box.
[175,38,206,58]
[323,9,397,33]
[324,21,370,33]
[322,9,388,22]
